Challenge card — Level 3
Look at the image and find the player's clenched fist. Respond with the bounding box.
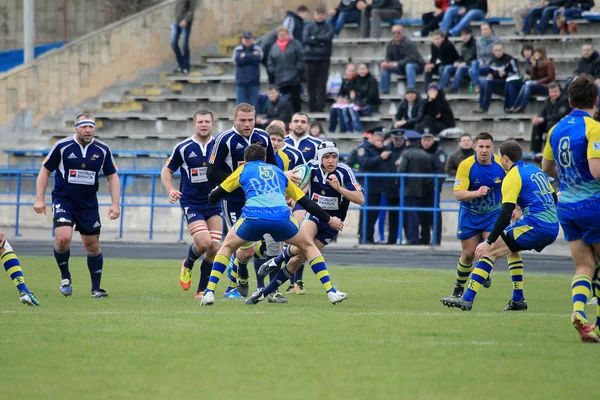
[169,189,182,204]
[477,186,489,197]
[33,199,46,215]
[328,216,344,231]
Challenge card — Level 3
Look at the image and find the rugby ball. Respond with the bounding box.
[292,165,311,189]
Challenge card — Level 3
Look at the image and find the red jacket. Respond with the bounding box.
[435,0,450,12]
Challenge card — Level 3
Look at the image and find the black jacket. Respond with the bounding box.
[397,144,434,198]
[384,142,405,198]
[394,96,425,127]
[335,0,359,14]
[174,0,196,23]
[539,93,571,129]
[564,0,594,10]
[256,29,277,65]
[265,96,294,125]
[422,90,455,128]
[268,39,305,87]
[573,51,600,78]
[303,21,335,61]
[354,72,381,109]
[445,148,475,176]
[385,37,425,69]
[424,142,447,192]
[461,0,488,13]
[429,39,459,68]
[458,36,477,64]
[338,77,358,98]
[233,44,262,87]
[357,141,388,193]
[488,53,519,81]
[370,0,403,9]
[283,11,305,43]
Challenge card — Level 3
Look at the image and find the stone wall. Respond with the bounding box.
[0,0,330,129]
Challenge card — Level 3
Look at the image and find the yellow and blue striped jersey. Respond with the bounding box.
[502,160,558,226]
[220,160,305,220]
[454,154,505,214]
[543,110,600,217]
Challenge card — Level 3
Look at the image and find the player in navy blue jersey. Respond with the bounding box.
[161,110,222,300]
[207,103,278,298]
[34,112,121,298]
[284,112,322,294]
[256,142,365,300]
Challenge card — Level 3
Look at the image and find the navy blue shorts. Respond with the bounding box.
[52,197,101,235]
[234,215,300,242]
[180,203,222,225]
[292,202,305,213]
[222,200,244,229]
[307,214,339,245]
[558,201,600,245]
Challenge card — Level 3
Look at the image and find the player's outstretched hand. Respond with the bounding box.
[284,170,302,185]
[108,204,120,220]
[326,174,341,191]
[475,241,490,261]
[33,199,46,215]
[328,216,344,231]
[169,189,183,204]
[477,186,489,197]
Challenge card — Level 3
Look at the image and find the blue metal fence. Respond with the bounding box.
[0,169,456,244]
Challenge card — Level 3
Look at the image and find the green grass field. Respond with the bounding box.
[0,256,597,400]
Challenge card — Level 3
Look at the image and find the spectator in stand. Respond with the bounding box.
[416,84,455,135]
[283,5,310,43]
[171,0,196,74]
[380,25,425,93]
[398,131,434,245]
[509,46,556,113]
[424,30,460,92]
[420,133,447,245]
[413,0,451,38]
[268,26,305,113]
[383,130,406,244]
[303,7,335,113]
[356,130,392,244]
[328,0,361,36]
[445,133,475,176]
[512,1,544,35]
[329,63,358,133]
[358,0,403,39]
[233,32,263,108]
[345,63,381,133]
[470,23,499,94]
[566,44,600,90]
[392,87,425,130]
[552,1,595,34]
[309,121,324,138]
[530,82,571,153]
[474,43,520,114]
[445,26,477,93]
[256,29,278,84]
[520,44,534,78]
[522,1,564,35]
[256,86,294,129]
[439,0,488,37]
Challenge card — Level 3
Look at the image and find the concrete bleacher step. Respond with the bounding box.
[337,20,599,39]
[121,93,547,117]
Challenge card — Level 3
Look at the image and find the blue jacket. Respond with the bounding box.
[357,141,388,193]
[233,44,263,87]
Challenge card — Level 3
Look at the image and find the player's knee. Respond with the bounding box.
[193,236,210,254]
[54,235,71,251]
[207,241,220,259]
[84,242,101,256]
[461,251,475,264]
[237,246,254,262]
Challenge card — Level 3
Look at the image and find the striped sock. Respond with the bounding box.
[310,255,336,293]
[205,254,229,294]
[227,255,238,289]
[508,256,524,301]
[262,266,293,296]
[572,275,592,319]
[273,245,294,268]
[455,259,473,287]
[2,250,30,293]
[593,265,600,326]
[184,244,201,269]
[462,256,494,302]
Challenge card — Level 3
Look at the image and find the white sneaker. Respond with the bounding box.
[201,291,215,306]
[59,279,72,297]
[412,31,422,38]
[327,290,348,305]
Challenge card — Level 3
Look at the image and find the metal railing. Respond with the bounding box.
[0,170,457,243]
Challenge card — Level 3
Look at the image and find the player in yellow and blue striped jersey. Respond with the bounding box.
[442,141,559,311]
[542,74,600,343]
[441,132,508,301]
[200,144,347,306]
[0,231,39,306]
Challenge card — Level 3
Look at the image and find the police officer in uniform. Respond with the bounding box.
[420,132,447,245]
